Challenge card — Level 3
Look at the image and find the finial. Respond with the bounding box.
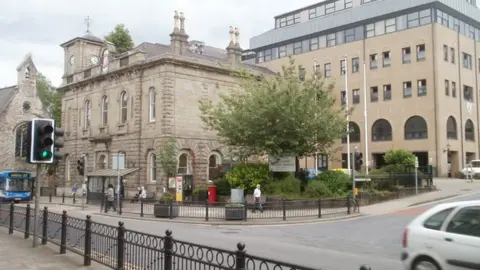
[84,16,92,34]
[229,26,235,46]
[234,27,240,46]
[174,11,180,31]
[180,12,185,31]
[165,229,172,236]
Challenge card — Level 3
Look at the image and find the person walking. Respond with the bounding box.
[139,186,147,201]
[105,184,116,212]
[252,184,263,213]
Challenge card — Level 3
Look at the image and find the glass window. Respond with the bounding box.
[345,28,355,42]
[407,12,419,28]
[336,31,344,44]
[293,42,302,55]
[335,0,345,11]
[423,208,454,230]
[365,23,375,37]
[385,18,396,33]
[302,40,309,53]
[120,92,128,124]
[419,9,431,25]
[319,35,327,48]
[445,207,480,237]
[325,2,335,14]
[316,5,325,17]
[310,37,319,50]
[375,20,385,35]
[354,26,364,40]
[396,15,407,30]
[286,43,293,55]
[278,45,287,58]
[327,33,336,47]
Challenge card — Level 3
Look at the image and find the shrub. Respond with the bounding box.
[314,170,351,196]
[384,149,416,172]
[214,178,231,196]
[265,175,301,195]
[304,181,334,198]
[225,163,271,194]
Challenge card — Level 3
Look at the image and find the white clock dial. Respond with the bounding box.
[69,55,75,65]
[90,56,99,65]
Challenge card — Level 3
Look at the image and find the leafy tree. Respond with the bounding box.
[383,149,416,172]
[104,24,134,54]
[199,57,347,161]
[36,73,61,125]
[158,137,177,178]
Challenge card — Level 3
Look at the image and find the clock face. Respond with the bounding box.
[90,56,99,65]
[69,55,75,65]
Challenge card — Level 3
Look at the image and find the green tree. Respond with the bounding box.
[36,73,61,125]
[104,24,134,54]
[383,149,416,172]
[199,57,347,161]
[158,137,177,178]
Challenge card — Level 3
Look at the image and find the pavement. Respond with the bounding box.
[0,227,109,269]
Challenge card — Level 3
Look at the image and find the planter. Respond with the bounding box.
[153,203,179,218]
[230,189,244,203]
[225,205,244,220]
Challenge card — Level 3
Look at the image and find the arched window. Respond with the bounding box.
[97,154,106,169]
[14,122,29,157]
[371,119,392,141]
[177,152,189,174]
[208,153,222,180]
[101,96,108,126]
[404,116,428,140]
[342,122,361,143]
[447,116,457,139]
[465,119,475,141]
[148,152,157,182]
[65,156,71,182]
[149,87,156,122]
[120,91,128,124]
[25,66,30,79]
[84,99,91,128]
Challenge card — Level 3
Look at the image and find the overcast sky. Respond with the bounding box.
[0,0,320,87]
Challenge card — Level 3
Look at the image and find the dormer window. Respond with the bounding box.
[25,67,30,79]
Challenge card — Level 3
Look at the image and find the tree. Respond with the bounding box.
[199,57,347,161]
[384,149,416,172]
[36,73,61,126]
[158,137,177,179]
[104,24,134,54]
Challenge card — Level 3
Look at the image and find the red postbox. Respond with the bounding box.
[208,185,217,203]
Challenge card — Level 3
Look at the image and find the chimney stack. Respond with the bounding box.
[170,11,189,55]
[226,26,242,65]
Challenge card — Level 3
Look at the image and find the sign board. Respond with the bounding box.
[168,177,176,189]
[175,176,183,202]
[269,156,296,172]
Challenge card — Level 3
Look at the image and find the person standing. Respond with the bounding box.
[252,184,263,213]
[105,184,116,212]
[140,186,147,201]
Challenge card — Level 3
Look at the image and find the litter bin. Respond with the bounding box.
[208,185,217,203]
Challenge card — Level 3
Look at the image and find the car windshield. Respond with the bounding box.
[470,161,480,168]
[5,178,32,191]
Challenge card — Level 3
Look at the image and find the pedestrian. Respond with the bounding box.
[71,183,78,196]
[105,184,116,212]
[252,184,263,213]
[140,186,147,201]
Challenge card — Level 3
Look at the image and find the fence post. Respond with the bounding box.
[119,196,123,215]
[62,193,65,204]
[164,230,173,270]
[169,199,173,219]
[49,191,52,203]
[282,199,286,221]
[317,199,322,218]
[117,221,125,270]
[60,210,67,254]
[84,215,92,266]
[235,242,246,270]
[42,207,48,245]
[73,193,76,204]
[347,195,351,214]
[104,195,108,213]
[205,200,209,221]
[140,199,144,217]
[24,204,31,239]
[243,199,247,221]
[8,202,14,234]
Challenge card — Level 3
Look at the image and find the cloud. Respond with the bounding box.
[0,0,316,87]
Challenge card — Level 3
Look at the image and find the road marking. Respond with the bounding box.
[389,206,429,216]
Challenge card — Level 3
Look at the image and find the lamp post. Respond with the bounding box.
[116,150,125,215]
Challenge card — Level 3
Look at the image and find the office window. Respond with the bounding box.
[402,47,411,63]
[278,46,287,58]
[445,80,449,96]
[443,45,448,61]
[407,12,419,28]
[344,28,355,42]
[375,20,385,36]
[293,42,302,55]
[298,66,306,81]
[340,90,346,105]
[464,85,473,102]
[264,49,272,61]
[385,18,396,33]
[382,51,391,67]
[370,54,377,69]
[383,84,392,100]
[327,33,336,47]
[463,53,472,69]
[319,35,327,48]
[352,57,359,73]
[310,37,319,50]
[340,59,346,75]
[451,48,455,63]
[452,81,457,97]
[403,81,412,98]
[345,0,353,8]
[365,23,375,37]
[418,79,427,96]
[324,63,332,77]
[352,89,360,104]
[370,86,378,102]
[417,44,426,61]
[325,2,335,14]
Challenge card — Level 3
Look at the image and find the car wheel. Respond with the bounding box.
[412,257,440,270]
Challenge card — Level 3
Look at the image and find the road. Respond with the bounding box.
[39,191,478,270]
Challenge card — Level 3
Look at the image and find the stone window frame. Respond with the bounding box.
[13,122,29,158]
[177,150,191,174]
[120,91,128,124]
[101,95,108,126]
[208,152,222,181]
[84,99,91,129]
[147,151,157,183]
[148,87,156,122]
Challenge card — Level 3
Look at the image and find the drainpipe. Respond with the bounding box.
[431,21,439,177]
[457,30,465,171]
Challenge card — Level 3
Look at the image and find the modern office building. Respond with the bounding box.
[249,0,480,177]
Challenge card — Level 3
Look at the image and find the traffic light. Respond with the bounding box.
[53,122,65,160]
[29,118,55,164]
[355,152,363,170]
[77,159,84,176]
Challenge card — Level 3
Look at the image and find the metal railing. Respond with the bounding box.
[0,202,321,270]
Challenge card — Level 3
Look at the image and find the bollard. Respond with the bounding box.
[116,221,125,269]
[164,230,173,270]
[235,242,246,270]
[84,215,92,266]
[24,204,31,239]
[73,193,76,204]
[282,198,286,221]
[49,192,52,203]
[60,210,67,254]
[140,199,144,217]
[205,199,209,221]
[62,193,65,204]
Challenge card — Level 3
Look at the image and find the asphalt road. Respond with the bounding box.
[27,192,480,270]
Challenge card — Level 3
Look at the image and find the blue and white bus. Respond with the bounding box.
[0,171,33,202]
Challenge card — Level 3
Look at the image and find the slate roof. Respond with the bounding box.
[60,33,104,47]
[0,85,17,115]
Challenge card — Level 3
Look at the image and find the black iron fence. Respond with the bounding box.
[113,197,354,221]
[0,202,319,270]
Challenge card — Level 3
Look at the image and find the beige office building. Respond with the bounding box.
[246,0,480,177]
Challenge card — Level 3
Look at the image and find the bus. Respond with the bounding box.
[0,171,33,203]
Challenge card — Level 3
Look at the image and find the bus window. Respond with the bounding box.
[6,178,32,191]
[0,178,4,190]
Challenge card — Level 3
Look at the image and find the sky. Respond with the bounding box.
[0,0,319,87]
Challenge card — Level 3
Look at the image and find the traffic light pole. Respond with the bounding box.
[351,149,356,198]
[32,163,42,247]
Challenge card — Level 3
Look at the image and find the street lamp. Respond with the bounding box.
[116,150,125,214]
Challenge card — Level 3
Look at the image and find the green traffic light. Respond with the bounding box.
[41,151,52,159]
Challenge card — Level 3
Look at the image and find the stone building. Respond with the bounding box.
[0,54,44,171]
[56,12,273,198]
